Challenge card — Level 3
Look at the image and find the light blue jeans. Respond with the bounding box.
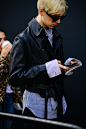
[0,93,14,129]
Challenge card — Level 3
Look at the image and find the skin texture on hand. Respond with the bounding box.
[57,60,78,71]
[59,64,69,71]
[57,60,69,71]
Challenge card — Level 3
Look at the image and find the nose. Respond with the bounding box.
[56,19,60,23]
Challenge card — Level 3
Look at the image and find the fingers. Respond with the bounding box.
[70,60,77,64]
[57,60,70,70]
[3,44,11,53]
[57,60,69,70]
[59,64,69,71]
[1,44,12,58]
[3,44,12,50]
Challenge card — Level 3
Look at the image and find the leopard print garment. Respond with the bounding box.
[0,55,23,106]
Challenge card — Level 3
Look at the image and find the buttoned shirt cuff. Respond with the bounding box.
[45,59,61,78]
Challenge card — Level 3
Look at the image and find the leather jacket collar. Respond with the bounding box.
[28,18,60,37]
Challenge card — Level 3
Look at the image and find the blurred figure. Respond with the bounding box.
[0,28,23,129]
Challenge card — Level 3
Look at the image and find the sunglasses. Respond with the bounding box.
[43,9,67,22]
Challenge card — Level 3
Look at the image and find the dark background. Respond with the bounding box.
[0,0,86,128]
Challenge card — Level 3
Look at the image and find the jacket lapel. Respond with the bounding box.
[53,28,64,53]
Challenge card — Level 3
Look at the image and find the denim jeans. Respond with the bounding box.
[0,93,14,129]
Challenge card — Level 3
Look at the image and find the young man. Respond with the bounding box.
[9,0,69,124]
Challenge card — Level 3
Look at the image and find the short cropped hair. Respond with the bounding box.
[37,0,68,15]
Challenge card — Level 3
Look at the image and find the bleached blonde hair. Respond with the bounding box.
[37,0,68,15]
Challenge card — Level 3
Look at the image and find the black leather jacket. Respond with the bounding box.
[9,18,65,119]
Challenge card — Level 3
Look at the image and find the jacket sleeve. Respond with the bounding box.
[9,37,49,86]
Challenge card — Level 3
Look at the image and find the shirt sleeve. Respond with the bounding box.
[45,59,61,78]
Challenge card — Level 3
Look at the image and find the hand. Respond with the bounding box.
[1,44,12,58]
[57,60,61,64]
[59,64,69,71]
[70,60,77,71]
[70,60,77,65]
[57,60,69,71]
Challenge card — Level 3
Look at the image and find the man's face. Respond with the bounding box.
[39,9,61,29]
[0,32,6,51]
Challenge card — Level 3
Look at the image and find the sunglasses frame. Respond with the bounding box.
[43,9,67,22]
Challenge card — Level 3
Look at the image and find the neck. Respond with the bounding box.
[36,14,48,29]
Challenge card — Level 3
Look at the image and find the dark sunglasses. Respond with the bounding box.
[43,9,67,22]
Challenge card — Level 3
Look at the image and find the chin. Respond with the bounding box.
[50,26,55,28]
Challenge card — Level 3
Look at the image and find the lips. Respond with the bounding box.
[52,24,57,26]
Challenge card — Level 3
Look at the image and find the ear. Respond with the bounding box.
[39,8,44,16]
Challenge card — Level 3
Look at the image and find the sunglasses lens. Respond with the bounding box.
[43,9,67,22]
[60,15,67,20]
[53,17,60,22]
[55,17,60,21]
[53,15,67,22]
[53,16,59,22]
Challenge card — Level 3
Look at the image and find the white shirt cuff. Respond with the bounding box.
[45,59,61,78]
